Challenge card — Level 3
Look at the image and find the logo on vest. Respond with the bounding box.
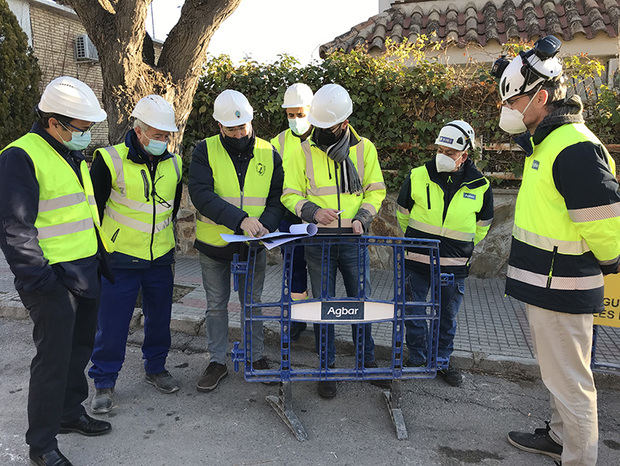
[321,301,364,320]
[463,193,476,200]
[256,162,265,176]
[532,160,540,170]
[438,136,454,145]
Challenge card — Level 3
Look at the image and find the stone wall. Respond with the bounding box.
[175,187,518,278]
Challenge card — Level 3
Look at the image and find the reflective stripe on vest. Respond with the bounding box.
[407,219,476,242]
[1,133,100,264]
[507,265,603,291]
[405,252,469,266]
[97,143,180,261]
[195,135,274,247]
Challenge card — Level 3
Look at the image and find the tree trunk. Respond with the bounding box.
[64,0,242,152]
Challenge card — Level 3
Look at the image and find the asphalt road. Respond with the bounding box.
[1,318,619,465]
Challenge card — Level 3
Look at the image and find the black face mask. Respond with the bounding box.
[313,125,344,148]
[223,134,252,154]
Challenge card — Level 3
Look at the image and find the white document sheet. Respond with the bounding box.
[220,223,318,250]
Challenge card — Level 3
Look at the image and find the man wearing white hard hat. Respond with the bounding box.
[491,36,620,465]
[87,95,183,413]
[396,120,493,387]
[281,83,388,398]
[271,83,314,341]
[189,89,284,392]
[0,76,111,465]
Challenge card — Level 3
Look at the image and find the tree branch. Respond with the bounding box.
[158,0,241,82]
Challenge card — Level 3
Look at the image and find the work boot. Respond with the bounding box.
[252,357,278,386]
[196,362,228,392]
[364,360,392,389]
[90,387,114,414]
[145,370,180,394]
[438,365,463,387]
[290,321,307,341]
[507,422,562,461]
[317,363,337,399]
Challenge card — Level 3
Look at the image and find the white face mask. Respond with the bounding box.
[499,90,539,134]
[288,117,311,135]
[435,153,463,173]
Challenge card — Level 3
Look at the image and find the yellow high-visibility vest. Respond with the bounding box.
[2,133,104,264]
[399,165,491,271]
[281,126,386,231]
[195,135,274,247]
[95,143,181,261]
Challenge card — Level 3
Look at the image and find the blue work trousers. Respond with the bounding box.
[89,265,174,388]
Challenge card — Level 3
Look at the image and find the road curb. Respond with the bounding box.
[3,302,618,387]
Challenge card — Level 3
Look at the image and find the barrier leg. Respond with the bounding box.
[266,381,308,442]
[383,379,408,440]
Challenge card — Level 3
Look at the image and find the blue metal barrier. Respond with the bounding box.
[231,235,453,440]
[591,325,620,372]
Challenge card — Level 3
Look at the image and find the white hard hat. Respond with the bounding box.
[213,89,253,127]
[435,120,476,151]
[131,95,178,132]
[493,35,563,102]
[38,76,106,122]
[282,83,313,108]
[307,84,353,128]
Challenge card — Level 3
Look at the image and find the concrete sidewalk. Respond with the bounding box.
[1,254,618,377]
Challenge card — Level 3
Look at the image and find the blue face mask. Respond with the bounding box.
[144,138,167,156]
[56,122,92,151]
[62,130,92,151]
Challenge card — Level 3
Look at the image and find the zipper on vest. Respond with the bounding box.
[111,228,120,243]
[141,170,150,201]
[426,184,431,210]
[145,168,156,262]
[546,246,558,288]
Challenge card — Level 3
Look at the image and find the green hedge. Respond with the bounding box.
[184,37,617,190]
[0,0,41,149]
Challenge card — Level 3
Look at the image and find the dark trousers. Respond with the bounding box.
[18,283,99,455]
[89,265,174,388]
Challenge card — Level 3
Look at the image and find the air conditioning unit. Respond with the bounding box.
[75,34,99,62]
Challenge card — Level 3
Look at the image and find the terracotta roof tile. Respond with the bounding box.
[320,0,619,58]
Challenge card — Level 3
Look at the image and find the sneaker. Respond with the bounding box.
[364,361,392,389]
[252,357,278,386]
[145,370,180,394]
[317,364,337,399]
[196,362,228,392]
[507,422,562,460]
[438,365,463,387]
[91,388,114,414]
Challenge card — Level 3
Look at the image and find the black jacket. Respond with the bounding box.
[90,129,183,269]
[0,123,101,297]
[188,133,284,260]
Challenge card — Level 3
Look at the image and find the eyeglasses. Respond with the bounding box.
[59,121,95,136]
